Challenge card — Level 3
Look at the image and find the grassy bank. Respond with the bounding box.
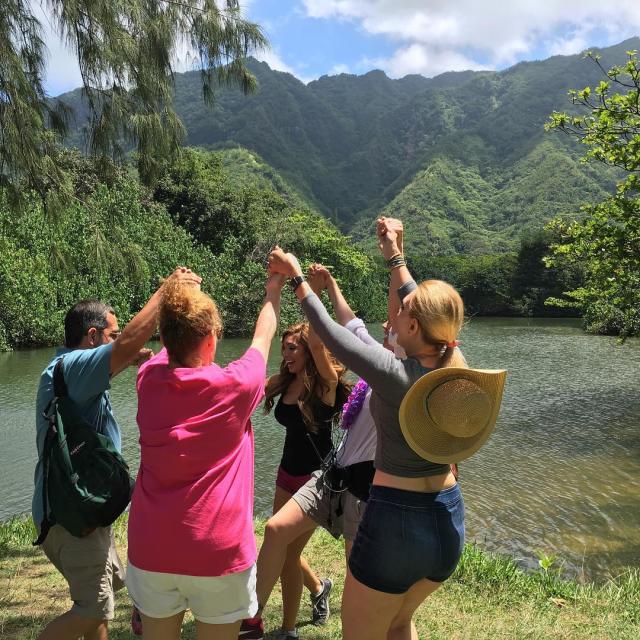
[1,515,638,639]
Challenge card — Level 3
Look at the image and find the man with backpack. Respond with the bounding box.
[32,267,201,640]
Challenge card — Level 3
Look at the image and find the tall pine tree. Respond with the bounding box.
[0,0,266,211]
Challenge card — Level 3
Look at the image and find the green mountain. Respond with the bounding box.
[352,139,613,256]
[57,37,638,253]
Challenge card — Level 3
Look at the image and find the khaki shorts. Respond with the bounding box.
[41,524,125,620]
[292,469,367,541]
[126,562,258,624]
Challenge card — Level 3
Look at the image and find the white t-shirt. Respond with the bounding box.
[334,318,377,468]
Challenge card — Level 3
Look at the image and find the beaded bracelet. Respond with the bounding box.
[385,252,402,266]
[387,255,406,270]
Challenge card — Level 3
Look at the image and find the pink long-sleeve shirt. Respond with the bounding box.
[127,347,266,576]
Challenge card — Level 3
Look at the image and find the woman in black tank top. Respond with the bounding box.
[261,321,350,635]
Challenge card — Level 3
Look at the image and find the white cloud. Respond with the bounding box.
[549,35,590,58]
[254,49,313,83]
[301,0,640,77]
[330,63,351,74]
[368,44,489,78]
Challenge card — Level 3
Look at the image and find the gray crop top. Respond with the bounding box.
[301,291,450,477]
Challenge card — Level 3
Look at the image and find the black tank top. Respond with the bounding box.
[275,398,336,476]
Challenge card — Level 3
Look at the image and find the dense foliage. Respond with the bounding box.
[1,0,265,210]
[408,229,581,318]
[0,153,217,350]
[546,51,640,337]
[153,147,386,334]
[0,149,385,350]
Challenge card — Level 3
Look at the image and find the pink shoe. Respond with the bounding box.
[131,606,143,636]
[238,616,264,639]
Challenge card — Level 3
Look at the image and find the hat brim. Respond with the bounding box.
[399,368,507,464]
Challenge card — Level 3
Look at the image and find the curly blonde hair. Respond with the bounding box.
[409,280,467,369]
[264,323,351,432]
[159,279,222,365]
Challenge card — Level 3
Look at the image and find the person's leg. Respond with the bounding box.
[195,619,242,640]
[36,612,106,640]
[84,622,108,640]
[386,578,442,640]
[300,555,322,594]
[140,612,184,640]
[279,527,316,630]
[340,567,403,640]
[344,538,354,563]
[38,526,116,640]
[342,491,363,566]
[340,567,441,640]
[255,487,317,611]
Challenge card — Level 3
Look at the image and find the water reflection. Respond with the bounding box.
[1,318,639,582]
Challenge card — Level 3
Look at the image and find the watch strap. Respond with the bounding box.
[290,275,306,291]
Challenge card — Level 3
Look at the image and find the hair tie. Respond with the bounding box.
[446,340,460,349]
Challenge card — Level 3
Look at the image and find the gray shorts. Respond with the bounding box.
[41,524,125,620]
[292,469,366,541]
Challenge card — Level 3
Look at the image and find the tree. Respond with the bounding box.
[546,50,640,337]
[0,0,266,211]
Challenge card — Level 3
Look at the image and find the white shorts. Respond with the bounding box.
[125,562,258,625]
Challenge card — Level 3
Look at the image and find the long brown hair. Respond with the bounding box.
[264,323,351,432]
[409,280,467,369]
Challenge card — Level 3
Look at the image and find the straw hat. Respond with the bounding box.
[399,367,507,464]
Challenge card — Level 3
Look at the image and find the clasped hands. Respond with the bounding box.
[267,248,331,295]
[267,215,404,281]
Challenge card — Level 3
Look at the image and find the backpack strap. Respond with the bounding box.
[33,357,67,546]
[33,408,57,545]
[52,357,68,398]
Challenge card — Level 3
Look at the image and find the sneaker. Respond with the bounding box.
[274,630,298,640]
[238,617,264,639]
[131,606,143,636]
[310,577,333,625]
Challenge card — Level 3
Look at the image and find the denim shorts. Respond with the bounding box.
[348,484,465,594]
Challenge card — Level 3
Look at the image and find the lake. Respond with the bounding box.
[1,317,639,582]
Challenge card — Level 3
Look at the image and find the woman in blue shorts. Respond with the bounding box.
[266,217,504,640]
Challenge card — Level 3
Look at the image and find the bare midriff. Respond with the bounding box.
[373,469,457,493]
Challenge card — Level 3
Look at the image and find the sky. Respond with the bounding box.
[39,0,640,95]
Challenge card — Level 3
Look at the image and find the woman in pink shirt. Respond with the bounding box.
[126,274,284,640]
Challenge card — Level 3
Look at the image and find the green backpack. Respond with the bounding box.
[33,357,134,545]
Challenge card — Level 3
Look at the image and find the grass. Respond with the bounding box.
[1,515,639,639]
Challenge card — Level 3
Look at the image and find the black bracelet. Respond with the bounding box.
[387,255,406,270]
[385,252,403,267]
[290,275,306,291]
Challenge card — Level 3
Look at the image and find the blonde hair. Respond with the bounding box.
[264,323,351,432]
[409,280,467,369]
[159,280,222,365]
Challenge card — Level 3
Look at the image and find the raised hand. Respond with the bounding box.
[307,263,330,294]
[267,246,302,278]
[168,266,202,287]
[376,217,401,259]
[380,217,404,254]
[131,347,154,367]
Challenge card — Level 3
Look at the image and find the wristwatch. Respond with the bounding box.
[290,275,306,291]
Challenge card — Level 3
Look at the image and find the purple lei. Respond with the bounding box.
[340,379,369,430]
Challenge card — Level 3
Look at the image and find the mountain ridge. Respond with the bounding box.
[56,37,639,254]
